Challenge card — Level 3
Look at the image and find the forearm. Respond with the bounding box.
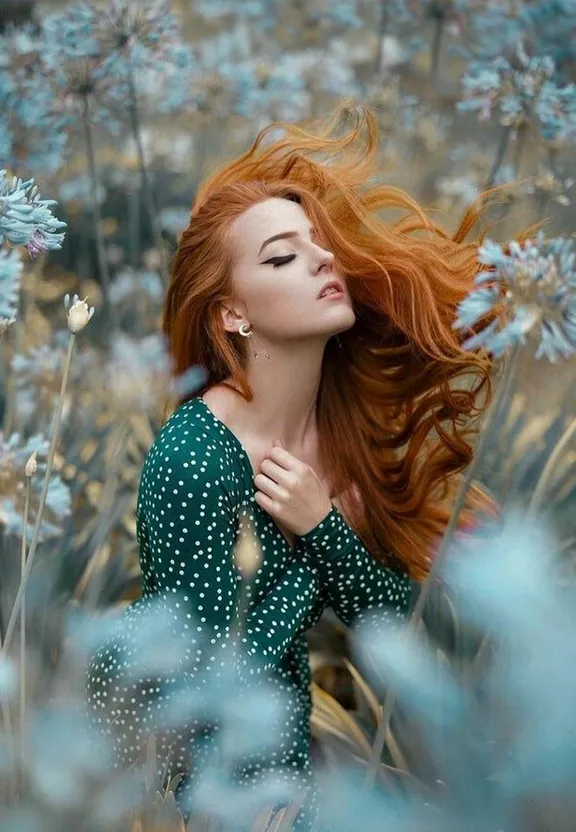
[297,505,413,629]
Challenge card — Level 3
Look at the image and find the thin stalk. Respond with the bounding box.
[484,124,513,189]
[18,478,31,793]
[498,122,530,224]
[528,415,576,516]
[126,67,170,288]
[430,17,444,85]
[128,183,140,267]
[548,145,559,177]
[364,344,522,790]
[81,93,113,318]
[512,122,529,176]
[2,334,76,654]
[535,146,560,221]
[126,184,148,337]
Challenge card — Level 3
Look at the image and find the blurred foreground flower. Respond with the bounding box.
[81,592,311,828]
[346,508,576,830]
[454,230,576,361]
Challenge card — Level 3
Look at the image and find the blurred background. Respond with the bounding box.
[2,1,576,829]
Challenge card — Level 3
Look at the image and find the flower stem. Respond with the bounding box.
[364,344,522,790]
[528,415,576,516]
[1,334,76,655]
[430,18,444,85]
[81,93,114,321]
[18,479,30,794]
[484,124,513,189]
[126,67,170,288]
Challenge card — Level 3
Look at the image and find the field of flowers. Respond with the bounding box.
[2,0,576,829]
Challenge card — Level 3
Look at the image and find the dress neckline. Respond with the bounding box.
[196,395,257,478]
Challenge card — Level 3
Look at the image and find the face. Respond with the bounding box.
[222,197,356,345]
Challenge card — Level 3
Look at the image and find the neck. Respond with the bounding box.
[228,337,326,452]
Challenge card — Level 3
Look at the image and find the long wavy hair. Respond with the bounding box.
[161,102,539,581]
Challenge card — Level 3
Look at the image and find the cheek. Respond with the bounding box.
[249,279,310,318]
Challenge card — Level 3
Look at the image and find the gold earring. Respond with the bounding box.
[238,323,271,360]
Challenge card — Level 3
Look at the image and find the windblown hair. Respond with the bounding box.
[162,102,537,581]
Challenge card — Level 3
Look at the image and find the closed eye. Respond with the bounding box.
[264,254,297,268]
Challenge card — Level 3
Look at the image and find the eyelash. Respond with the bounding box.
[264,254,296,268]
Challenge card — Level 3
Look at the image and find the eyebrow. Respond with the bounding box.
[258,227,315,256]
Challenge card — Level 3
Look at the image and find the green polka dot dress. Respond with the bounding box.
[85,396,413,829]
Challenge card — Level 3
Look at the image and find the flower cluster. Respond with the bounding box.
[455,0,576,81]
[0,170,66,330]
[40,0,197,117]
[0,170,67,258]
[0,23,69,175]
[458,39,576,145]
[454,231,576,362]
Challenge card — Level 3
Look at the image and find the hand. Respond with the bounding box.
[253,440,333,537]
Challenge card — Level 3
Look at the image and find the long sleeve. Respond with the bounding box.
[139,440,321,683]
[296,505,413,631]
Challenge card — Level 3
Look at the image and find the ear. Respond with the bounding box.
[220,300,246,334]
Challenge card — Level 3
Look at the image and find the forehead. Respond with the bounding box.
[229,198,310,245]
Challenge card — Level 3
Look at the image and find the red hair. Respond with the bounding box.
[161,102,536,581]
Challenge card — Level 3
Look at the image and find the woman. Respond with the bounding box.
[86,103,508,829]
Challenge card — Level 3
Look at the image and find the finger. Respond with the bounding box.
[264,445,303,469]
[254,490,282,518]
[259,457,297,485]
[253,472,289,500]
[254,490,274,510]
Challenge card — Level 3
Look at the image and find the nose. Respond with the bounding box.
[316,247,335,273]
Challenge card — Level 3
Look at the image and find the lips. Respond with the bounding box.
[317,280,344,299]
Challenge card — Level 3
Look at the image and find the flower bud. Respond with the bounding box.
[64,293,95,333]
[25,450,38,477]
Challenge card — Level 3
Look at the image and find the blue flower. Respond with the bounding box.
[457,39,576,143]
[32,1,198,122]
[0,25,69,175]
[454,231,576,362]
[0,170,67,258]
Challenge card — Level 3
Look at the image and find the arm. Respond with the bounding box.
[296,505,414,631]
[139,440,320,683]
